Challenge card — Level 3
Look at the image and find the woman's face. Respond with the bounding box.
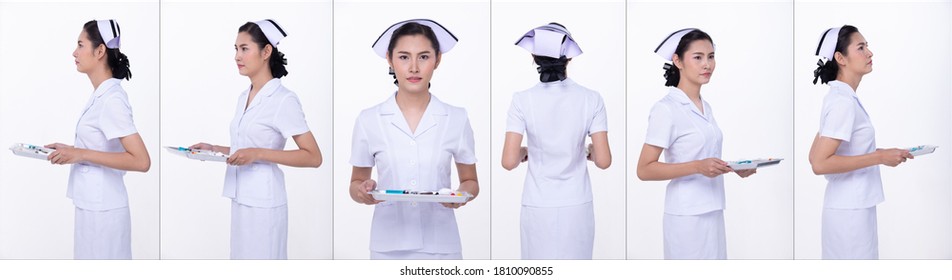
[235,32,270,77]
[836,32,873,77]
[388,34,441,94]
[73,30,102,74]
[673,39,715,87]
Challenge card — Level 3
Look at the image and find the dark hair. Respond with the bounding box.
[386,22,441,86]
[534,55,570,82]
[238,22,288,78]
[813,25,859,85]
[83,20,131,80]
[662,29,713,87]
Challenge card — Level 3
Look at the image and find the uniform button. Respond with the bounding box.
[410,179,417,186]
[82,167,89,172]
[409,160,416,165]
[409,140,416,146]
[411,201,418,207]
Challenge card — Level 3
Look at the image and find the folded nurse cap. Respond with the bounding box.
[514,22,582,59]
[254,19,288,46]
[815,27,841,60]
[372,19,458,58]
[96,19,121,49]
[654,28,704,61]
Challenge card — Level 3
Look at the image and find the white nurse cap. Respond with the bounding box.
[514,22,582,59]
[815,27,841,60]
[372,19,458,58]
[254,19,287,46]
[654,28,703,61]
[96,19,121,49]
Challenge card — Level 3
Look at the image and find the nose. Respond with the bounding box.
[409,59,419,73]
[234,51,240,62]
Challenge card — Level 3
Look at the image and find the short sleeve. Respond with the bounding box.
[349,115,375,167]
[819,98,856,142]
[589,94,608,135]
[273,95,310,139]
[644,102,674,149]
[505,95,526,135]
[455,113,477,165]
[100,95,138,140]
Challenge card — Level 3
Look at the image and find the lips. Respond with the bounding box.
[407,77,422,83]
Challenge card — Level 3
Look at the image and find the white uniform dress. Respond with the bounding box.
[351,93,476,260]
[68,78,138,259]
[645,87,726,259]
[817,80,883,260]
[505,78,606,259]
[224,78,310,259]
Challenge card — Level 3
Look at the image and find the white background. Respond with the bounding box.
[490,0,627,259]
[0,0,160,259]
[793,0,952,259]
[333,0,491,259]
[159,0,333,259]
[627,0,795,259]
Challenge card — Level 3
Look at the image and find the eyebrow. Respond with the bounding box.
[396,50,432,55]
[856,42,868,47]
[691,51,714,55]
[235,43,249,47]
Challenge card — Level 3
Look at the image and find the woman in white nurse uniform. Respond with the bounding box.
[809,25,912,260]
[635,28,756,260]
[349,19,479,260]
[191,19,323,259]
[501,22,611,259]
[45,19,151,259]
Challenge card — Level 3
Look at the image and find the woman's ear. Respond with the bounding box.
[386,52,395,69]
[833,51,846,67]
[672,54,683,70]
[433,53,441,69]
[262,44,273,62]
[95,44,107,61]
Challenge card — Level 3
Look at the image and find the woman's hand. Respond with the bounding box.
[45,143,84,165]
[735,168,757,178]
[694,158,732,178]
[876,148,913,167]
[441,183,476,209]
[227,148,263,166]
[190,142,218,153]
[351,178,381,205]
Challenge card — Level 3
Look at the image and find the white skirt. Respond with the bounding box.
[520,202,595,259]
[370,250,462,260]
[230,201,288,259]
[822,206,878,259]
[663,210,726,259]
[74,206,131,259]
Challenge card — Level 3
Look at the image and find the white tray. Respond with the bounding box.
[728,158,784,170]
[165,146,228,162]
[370,190,472,203]
[907,145,937,157]
[10,143,55,160]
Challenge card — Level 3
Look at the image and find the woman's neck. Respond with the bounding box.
[677,81,703,111]
[249,71,273,96]
[87,67,112,90]
[395,88,430,111]
[836,71,862,92]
